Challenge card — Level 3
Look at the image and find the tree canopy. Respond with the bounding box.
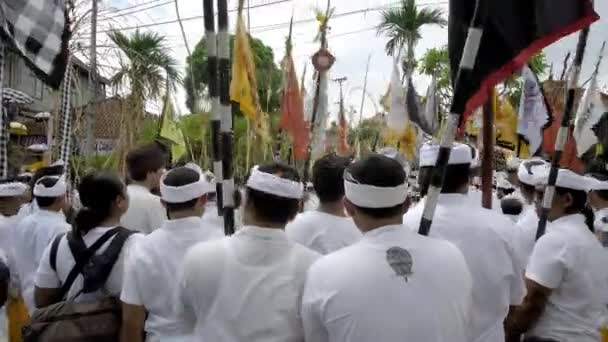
[184,34,282,113]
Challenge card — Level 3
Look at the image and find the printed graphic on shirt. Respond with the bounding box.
[386,247,413,283]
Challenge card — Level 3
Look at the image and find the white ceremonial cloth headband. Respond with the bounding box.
[160,172,214,204]
[33,175,67,197]
[586,177,608,191]
[246,166,304,199]
[344,176,408,209]
[0,182,28,197]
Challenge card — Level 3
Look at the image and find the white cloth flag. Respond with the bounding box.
[517,66,550,154]
[423,77,440,135]
[573,72,607,157]
[387,61,407,131]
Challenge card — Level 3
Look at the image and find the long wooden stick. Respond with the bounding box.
[481,88,494,209]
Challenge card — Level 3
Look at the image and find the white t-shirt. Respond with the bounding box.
[13,209,70,313]
[121,216,223,342]
[175,226,320,342]
[35,226,142,304]
[526,214,608,342]
[301,225,473,342]
[404,194,526,342]
[286,211,362,255]
[120,184,166,234]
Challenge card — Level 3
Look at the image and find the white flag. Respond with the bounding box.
[573,72,607,157]
[517,66,550,154]
[423,77,440,135]
[387,61,408,131]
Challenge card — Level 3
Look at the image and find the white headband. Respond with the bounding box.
[160,169,214,203]
[246,166,304,199]
[33,175,67,197]
[0,182,28,197]
[586,177,608,191]
[344,173,408,209]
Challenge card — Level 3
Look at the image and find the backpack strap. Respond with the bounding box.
[49,233,65,272]
[58,227,122,300]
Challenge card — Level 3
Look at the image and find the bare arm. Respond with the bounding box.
[34,286,63,309]
[505,278,552,341]
[120,302,146,342]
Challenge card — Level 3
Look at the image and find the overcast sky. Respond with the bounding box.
[93,0,607,121]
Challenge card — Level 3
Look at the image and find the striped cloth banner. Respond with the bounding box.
[203,0,224,218]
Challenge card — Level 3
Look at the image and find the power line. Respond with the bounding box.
[99,1,173,21]
[99,0,168,14]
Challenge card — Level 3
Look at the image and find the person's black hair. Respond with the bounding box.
[34,177,62,208]
[555,186,594,232]
[162,167,203,213]
[245,162,301,225]
[501,197,523,216]
[75,172,125,235]
[442,164,471,193]
[589,172,608,201]
[126,144,166,182]
[346,154,407,218]
[312,153,351,203]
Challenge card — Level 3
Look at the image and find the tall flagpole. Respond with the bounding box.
[203,0,223,217]
[536,26,592,240]
[481,88,494,209]
[0,42,7,178]
[219,0,235,235]
[355,53,371,157]
[418,0,485,235]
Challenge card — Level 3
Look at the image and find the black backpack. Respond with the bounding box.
[22,227,135,342]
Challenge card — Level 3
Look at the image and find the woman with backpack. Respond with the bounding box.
[25,172,141,341]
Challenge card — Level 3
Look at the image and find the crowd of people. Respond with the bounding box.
[0,141,607,342]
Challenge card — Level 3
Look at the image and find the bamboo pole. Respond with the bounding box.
[481,88,494,209]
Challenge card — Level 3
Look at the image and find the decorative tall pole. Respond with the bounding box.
[302,0,334,185]
[59,58,74,187]
[355,54,371,157]
[203,0,223,217]
[0,42,7,178]
[536,26,592,240]
[85,0,98,155]
[481,88,494,209]
[218,0,235,235]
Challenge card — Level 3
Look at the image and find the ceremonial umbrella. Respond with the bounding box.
[2,88,34,105]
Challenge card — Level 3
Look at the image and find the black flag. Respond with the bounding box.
[0,0,71,89]
[449,0,598,121]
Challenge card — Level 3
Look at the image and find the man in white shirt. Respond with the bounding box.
[286,154,361,254]
[506,169,608,342]
[404,143,525,342]
[120,166,222,342]
[174,162,319,341]
[13,175,70,314]
[516,158,550,262]
[301,154,473,342]
[586,173,608,244]
[120,145,167,234]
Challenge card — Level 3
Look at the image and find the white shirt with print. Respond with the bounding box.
[301,224,473,342]
[121,216,223,341]
[175,226,319,342]
[526,214,608,342]
[286,211,362,255]
[120,184,166,234]
[404,194,526,342]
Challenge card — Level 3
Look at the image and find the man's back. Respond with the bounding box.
[404,194,525,342]
[286,211,361,254]
[301,225,472,342]
[13,209,69,313]
[121,217,222,340]
[120,184,166,234]
[175,226,319,342]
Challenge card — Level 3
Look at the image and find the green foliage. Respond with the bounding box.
[184,34,282,113]
[418,46,452,114]
[377,0,446,75]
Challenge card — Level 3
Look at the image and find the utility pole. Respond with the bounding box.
[334,76,347,154]
[85,0,98,156]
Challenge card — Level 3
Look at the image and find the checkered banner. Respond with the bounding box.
[3,87,33,105]
[59,58,72,165]
[0,0,70,89]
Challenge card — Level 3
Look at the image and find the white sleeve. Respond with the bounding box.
[525,233,568,289]
[120,249,143,306]
[34,241,61,289]
[147,197,167,233]
[301,265,330,342]
[174,252,198,336]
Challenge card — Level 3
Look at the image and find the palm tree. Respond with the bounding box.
[108,29,180,172]
[377,0,446,77]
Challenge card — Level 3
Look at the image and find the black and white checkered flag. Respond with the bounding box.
[0,0,70,89]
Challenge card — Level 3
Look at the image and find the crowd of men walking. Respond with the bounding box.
[0,141,607,342]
